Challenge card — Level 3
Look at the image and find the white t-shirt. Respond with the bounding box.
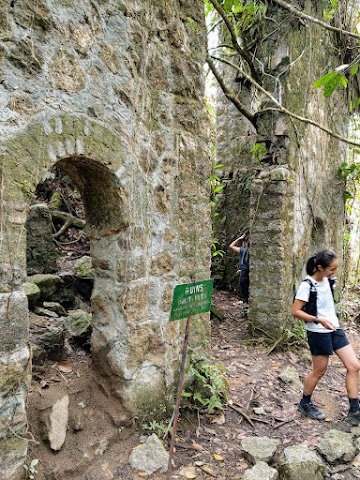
[295,275,339,333]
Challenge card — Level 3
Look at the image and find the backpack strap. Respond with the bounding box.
[328,278,335,298]
[300,278,317,317]
[303,278,317,292]
[239,248,248,268]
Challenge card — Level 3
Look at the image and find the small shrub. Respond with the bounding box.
[24,459,38,479]
[182,355,228,414]
[142,420,172,438]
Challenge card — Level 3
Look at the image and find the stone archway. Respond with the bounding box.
[1,113,197,479]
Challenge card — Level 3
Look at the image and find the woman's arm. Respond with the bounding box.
[292,299,335,330]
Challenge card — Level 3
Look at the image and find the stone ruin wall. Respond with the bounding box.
[214,1,348,337]
[0,1,211,478]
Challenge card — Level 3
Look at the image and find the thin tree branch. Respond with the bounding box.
[272,0,360,40]
[211,55,360,148]
[208,0,260,82]
[206,55,256,126]
[50,210,86,239]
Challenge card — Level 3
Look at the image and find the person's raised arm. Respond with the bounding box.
[229,235,244,254]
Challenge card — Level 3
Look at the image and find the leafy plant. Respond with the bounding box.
[23,459,39,479]
[20,180,35,198]
[313,69,348,98]
[182,355,228,414]
[210,163,226,258]
[250,142,267,162]
[142,420,172,438]
[323,0,338,20]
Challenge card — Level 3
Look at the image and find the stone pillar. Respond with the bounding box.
[26,204,58,275]
[0,200,31,479]
[249,167,294,337]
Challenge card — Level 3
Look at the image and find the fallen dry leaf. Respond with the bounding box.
[57,362,73,373]
[210,413,225,425]
[191,440,204,451]
[213,454,224,461]
[200,465,216,477]
[179,466,198,479]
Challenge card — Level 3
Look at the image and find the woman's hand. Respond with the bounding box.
[318,317,336,330]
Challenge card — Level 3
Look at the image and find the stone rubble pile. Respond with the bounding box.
[25,256,94,364]
[239,431,360,480]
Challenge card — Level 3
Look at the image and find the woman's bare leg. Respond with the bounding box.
[335,344,360,398]
[303,355,329,395]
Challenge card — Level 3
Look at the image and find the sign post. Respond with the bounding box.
[166,279,213,480]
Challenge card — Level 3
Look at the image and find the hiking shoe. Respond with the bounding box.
[298,402,325,420]
[347,409,360,426]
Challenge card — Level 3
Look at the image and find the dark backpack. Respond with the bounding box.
[239,248,249,271]
[296,278,336,317]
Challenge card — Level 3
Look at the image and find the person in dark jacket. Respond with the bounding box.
[229,234,250,304]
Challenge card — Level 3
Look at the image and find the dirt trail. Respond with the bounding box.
[27,289,360,479]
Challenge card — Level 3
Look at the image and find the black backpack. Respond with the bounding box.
[297,278,336,317]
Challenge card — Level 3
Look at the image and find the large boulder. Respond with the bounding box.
[278,443,325,480]
[243,461,279,480]
[128,433,169,475]
[74,256,93,279]
[27,274,62,300]
[29,314,65,364]
[26,204,59,275]
[23,281,41,307]
[277,366,302,390]
[317,430,356,464]
[64,309,92,344]
[241,436,280,463]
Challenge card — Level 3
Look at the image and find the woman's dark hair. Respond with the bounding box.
[306,249,337,275]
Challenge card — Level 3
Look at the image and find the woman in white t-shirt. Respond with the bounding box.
[292,249,360,425]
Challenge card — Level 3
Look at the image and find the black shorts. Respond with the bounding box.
[307,329,349,356]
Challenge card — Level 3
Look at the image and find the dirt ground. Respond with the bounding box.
[26,288,360,480]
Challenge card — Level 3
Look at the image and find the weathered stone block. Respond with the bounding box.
[317,429,356,464]
[278,443,325,480]
[0,291,29,351]
[241,436,280,463]
[243,461,279,480]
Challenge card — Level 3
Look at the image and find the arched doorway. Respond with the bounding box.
[0,114,186,478]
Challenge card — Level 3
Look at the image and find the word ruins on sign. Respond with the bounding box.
[170,279,214,321]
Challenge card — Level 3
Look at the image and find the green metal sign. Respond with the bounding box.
[170,279,214,321]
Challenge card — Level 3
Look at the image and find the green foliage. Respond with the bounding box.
[205,0,265,31]
[211,237,225,257]
[210,163,226,258]
[210,163,225,198]
[288,319,307,344]
[142,420,172,438]
[23,459,38,479]
[187,16,200,32]
[20,180,35,198]
[182,354,228,414]
[313,70,348,97]
[250,141,267,162]
[323,0,338,19]
[338,161,360,201]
